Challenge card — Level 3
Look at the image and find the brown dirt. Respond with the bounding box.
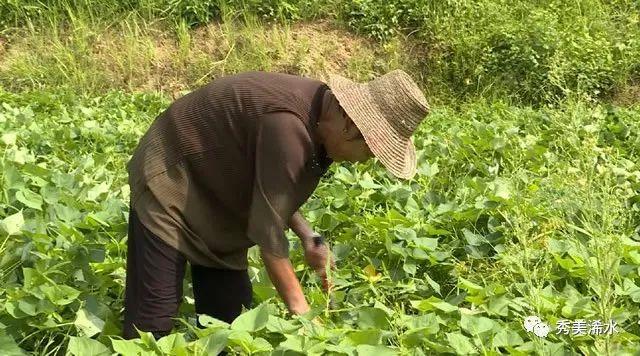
[611,83,640,107]
[0,36,6,60]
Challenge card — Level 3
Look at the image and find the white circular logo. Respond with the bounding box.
[524,316,542,332]
[533,322,550,338]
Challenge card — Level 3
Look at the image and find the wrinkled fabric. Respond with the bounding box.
[123,206,252,339]
[127,72,332,269]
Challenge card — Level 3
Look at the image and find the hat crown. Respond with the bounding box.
[369,70,429,137]
[325,69,429,179]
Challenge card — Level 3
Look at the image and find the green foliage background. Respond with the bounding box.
[1,0,639,104]
[0,0,639,355]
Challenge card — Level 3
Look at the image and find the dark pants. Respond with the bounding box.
[123,206,253,340]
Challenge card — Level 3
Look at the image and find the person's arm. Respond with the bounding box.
[260,249,310,314]
[288,210,316,246]
[288,210,335,292]
[246,112,314,315]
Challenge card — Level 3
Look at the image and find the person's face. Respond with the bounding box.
[318,90,374,163]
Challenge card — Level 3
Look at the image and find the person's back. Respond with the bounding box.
[126,71,331,266]
[127,71,329,212]
[122,69,429,341]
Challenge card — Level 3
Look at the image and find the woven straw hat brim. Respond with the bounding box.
[328,74,417,179]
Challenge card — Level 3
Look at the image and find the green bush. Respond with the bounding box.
[341,0,640,104]
[341,0,427,41]
[0,0,332,29]
[1,0,638,104]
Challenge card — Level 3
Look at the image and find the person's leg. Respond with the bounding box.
[123,206,187,339]
[190,265,253,325]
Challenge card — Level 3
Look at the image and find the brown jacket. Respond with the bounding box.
[126,72,332,269]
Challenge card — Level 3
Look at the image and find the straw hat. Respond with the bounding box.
[327,69,430,180]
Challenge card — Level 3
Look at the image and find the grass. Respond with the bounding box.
[1,0,638,105]
[0,10,424,101]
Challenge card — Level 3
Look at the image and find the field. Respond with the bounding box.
[1,0,639,355]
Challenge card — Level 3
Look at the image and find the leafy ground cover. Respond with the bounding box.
[0,88,638,354]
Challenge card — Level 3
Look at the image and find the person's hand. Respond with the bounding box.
[288,300,311,315]
[260,248,310,317]
[303,234,336,293]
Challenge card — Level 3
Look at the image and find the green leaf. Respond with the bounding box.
[615,278,640,302]
[198,314,230,329]
[459,277,484,294]
[0,330,27,356]
[413,237,438,250]
[355,345,397,356]
[15,189,43,211]
[54,204,82,223]
[22,163,50,180]
[403,259,417,275]
[86,182,110,201]
[8,147,31,164]
[626,250,640,265]
[22,267,39,290]
[40,185,60,204]
[325,344,355,355]
[358,307,390,330]
[1,132,17,145]
[227,330,253,352]
[417,161,439,177]
[460,314,496,336]
[343,329,382,346]
[491,178,512,200]
[385,237,407,257]
[266,315,299,334]
[74,308,105,337]
[462,229,486,246]
[111,339,147,355]
[5,301,27,318]
[424,224,451,236]
[425,274,441,295]
[247,337,273,353]
[18,298,37,316]
[406,313,439,334]
[66,336,110,356]
[139,331,160,350]
[277,334,305,352]
[445,333,477,354]
[157,333,187,354]
[410,297,458,313]
[394,227,417,241]
[358,173,382,189]
[230,302,269,332]
[486,295,510,316]
[1,210,25,236]
[42,284,81,305]
[3,165,25,190]
[492,329,524,348]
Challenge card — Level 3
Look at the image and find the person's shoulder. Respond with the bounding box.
[260,111,309,133]
[230,71,323,84]
[261,111,314,146]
